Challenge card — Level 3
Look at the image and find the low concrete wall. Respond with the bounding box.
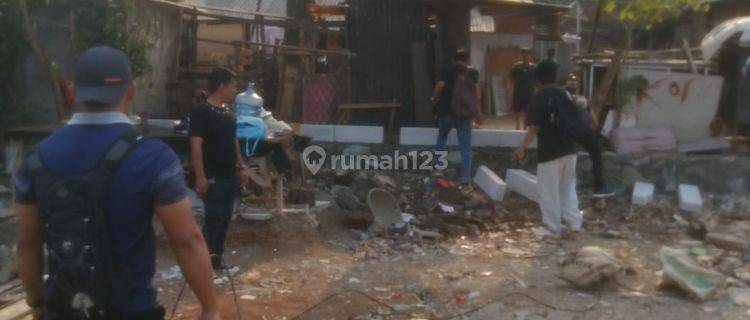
[310,143,750,195]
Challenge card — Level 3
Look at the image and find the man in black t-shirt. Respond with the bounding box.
[509,48,536,130]
[430,49,482,183]
[512,62,582,239]
[189,67,249,270]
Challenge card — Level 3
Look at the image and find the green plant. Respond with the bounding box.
[603,0,710,30]
[0,0,158,129]
[615,75,649,112]
[68,0,158,77]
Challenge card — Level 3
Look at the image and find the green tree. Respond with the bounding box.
[603,0,710,47]
[0,0,158,125]
[68,0,158,78]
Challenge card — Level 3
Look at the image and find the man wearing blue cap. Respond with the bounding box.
[14,46,220,319]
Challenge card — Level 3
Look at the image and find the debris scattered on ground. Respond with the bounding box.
[160,266,182,281]
[560,246,622,288]
[705,232,750,252]
[728,287,750,307]
[659,246,726,300]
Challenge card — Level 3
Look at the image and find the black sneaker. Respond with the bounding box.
[592,186,616,198]
[210,255,231,271]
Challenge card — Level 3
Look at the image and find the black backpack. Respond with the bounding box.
[450,66,480,118]
[24,128,144,319]
[540,86,590,143]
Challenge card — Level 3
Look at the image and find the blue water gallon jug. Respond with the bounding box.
[235,82,264,117]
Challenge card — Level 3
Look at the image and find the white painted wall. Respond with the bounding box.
[621,70,724,143]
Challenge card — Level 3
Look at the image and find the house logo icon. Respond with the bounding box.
[302,145,326,175]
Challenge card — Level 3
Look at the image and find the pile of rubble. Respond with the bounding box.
[316,169,502,241]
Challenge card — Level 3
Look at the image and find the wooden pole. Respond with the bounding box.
[590,50,623,131]
[683,38,698,74]
[19,0,65,121]
[588,0,604,53]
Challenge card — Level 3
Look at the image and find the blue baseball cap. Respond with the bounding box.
[74,46,132,105]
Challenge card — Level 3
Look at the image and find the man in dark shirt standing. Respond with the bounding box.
[513,61,582,239]
[509,48,536,130]
[15,46,219,319]
[430,49,482,183]
[189,67,248,270]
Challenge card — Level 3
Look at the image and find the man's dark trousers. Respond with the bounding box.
[203,175,236,256]
[579,130,605,191]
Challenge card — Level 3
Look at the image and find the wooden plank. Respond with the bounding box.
[194,37,354,56]
[490,75,508,116]
[0,299,31,320]
[590,50,623,122]
[0,280,21,296]
[682,38,698,74]
[338,103,402,110]
[278,62,300,120]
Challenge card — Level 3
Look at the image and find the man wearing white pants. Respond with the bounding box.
[537,154,581,235]
[513,60,582,238]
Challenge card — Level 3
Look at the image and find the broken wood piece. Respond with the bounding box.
[414,228,442,240]
[0,299,32,320]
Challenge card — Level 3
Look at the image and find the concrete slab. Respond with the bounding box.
[679,138,730,154]
[632,182,655,205]
[679,184,703,213]
[472,129,502,147]
[400,127,532,148]
[473,166,507,201]
[400,127,439,146]
[506,169,539,202]
[335,125,383,144]
[300,124,335,142]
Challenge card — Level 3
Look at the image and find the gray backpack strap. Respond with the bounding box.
[100,127,144,170]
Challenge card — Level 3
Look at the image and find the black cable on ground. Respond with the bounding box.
[440,289,602,320]
[289,288,601,320]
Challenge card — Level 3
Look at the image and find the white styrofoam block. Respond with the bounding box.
[472,129,502,147]
[679,184,703,212]
[300,124,335,142]
[334,125,383,143]
[400,127,440,145]
[400,127,532,147]
[500,130,537,148]
[632,182,655,205]
[474,165,507,201]
[506,169,539,202]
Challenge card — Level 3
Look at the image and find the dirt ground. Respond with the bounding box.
[153,191,750,320]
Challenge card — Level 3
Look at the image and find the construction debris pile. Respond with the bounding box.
[311,166,750,308]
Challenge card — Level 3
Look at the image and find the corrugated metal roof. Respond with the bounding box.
[175,0,347,17]
[471,7,495,32]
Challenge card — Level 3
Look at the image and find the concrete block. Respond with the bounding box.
[300,124,335,142]
[678,138,730,154]
[473,165,507,201]
[500,130,537,149]
[472,129,502,147]
[400,127,439,146]
[334,125,383,143]
[506,169,538,202]
[679,184,703,212]
[632,182,655,205]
